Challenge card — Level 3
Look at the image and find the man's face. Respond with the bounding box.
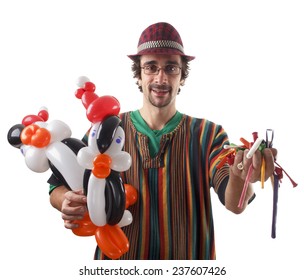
[139,54,184,109]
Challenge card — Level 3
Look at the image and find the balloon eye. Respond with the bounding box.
[116,136,122,144]
[91,129,97,138]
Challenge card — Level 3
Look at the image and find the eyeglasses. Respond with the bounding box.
[141,64,182,75]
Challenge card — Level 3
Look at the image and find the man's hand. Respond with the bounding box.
[231,148,277,183]
[61,190,87,229]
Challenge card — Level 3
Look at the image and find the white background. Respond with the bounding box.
[0,0,303,279]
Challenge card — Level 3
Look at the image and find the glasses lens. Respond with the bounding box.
[164,65,180,75]
[142,64,181,75]
[144,65,158,74]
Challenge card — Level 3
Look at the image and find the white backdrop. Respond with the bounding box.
[1,1,303,279]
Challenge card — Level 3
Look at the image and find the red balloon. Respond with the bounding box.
[81,91,99,110]
[86,95,120,123]
[75,88,85,99]
[22,115,45,126]
[38,109,49,122]
[83,82,96,92]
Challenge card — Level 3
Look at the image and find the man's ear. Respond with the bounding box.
[180,79,185,86]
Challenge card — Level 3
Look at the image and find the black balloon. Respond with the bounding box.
[96,115,121,153]
[105,170,126,225]
[7,124,25,148]
[61,138,87,154]
[49,138,86,190]
[83,169,91,196]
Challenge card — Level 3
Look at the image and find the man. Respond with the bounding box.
[49,22,276,259]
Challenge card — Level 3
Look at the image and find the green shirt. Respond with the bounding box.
[130,110,183,157]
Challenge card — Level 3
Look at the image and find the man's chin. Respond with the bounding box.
[149,100,171,109]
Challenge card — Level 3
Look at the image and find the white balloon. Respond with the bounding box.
[47,120,72,143]
[111,152,132,172]
[88,122,101,155]
[20,144,30,157]
[77,146,95,169]
[104,126,125,156]
[118,210,133,228]
[34,121,48,128]
[39,106,48,112]
[87,175,107,226]
[24,147,49,172]
[46,142,84,191]
[76,76,90,87]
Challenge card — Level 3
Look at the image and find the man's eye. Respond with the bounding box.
[166,65,176,72]
[147,65,157,71]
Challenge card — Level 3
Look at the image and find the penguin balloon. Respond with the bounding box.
[7,77,138,260]
[75,76,137,259]
[7,107,86,191]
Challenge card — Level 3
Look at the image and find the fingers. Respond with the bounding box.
[250,149,262,181]
[252,148,276,182]
[61,204,86,221]
[232,148,276,183]
[269,148,277,160]
[232,149,257,180]
[232,149,245,175]
[64,220,81,229]
[64,189,87,204]
[61,190,88,229]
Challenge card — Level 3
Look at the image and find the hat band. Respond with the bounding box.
[137,40,184,54]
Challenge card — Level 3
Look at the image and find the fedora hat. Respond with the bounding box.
[128,22,195,61]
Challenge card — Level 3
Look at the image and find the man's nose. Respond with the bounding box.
[154,68,168,84]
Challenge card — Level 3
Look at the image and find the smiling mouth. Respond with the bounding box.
[150,84,171,95]
[151,89,169,95]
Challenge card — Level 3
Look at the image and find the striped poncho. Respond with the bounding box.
[93,112,230,260]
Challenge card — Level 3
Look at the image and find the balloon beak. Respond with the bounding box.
[92,154,112,178]
[21,124,51,148]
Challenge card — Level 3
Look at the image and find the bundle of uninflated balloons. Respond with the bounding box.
[7,76,137,259]
[216,130,297,238]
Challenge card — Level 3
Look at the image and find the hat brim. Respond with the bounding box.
[128,48,195,61]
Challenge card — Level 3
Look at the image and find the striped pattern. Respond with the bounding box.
[94,112,229,260]
[137,40,184,54]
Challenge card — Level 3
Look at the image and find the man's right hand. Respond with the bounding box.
[61,190,87,229]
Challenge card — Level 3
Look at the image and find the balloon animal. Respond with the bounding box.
[74,76,137,259]
[7,107,86,191]
[7,77,137,259]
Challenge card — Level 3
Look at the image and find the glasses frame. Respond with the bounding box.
[141,64,182,76]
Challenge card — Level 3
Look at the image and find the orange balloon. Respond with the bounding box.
[31,127,51,148]
[124,184,138,208]
[20,124,51,148]
[21,124,39,145]
[92,154,112,178]
[72,212,97,236]
[95,225,129,259]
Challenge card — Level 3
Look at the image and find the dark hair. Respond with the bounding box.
[131,56,191,92]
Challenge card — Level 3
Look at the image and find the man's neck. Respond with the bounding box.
[139,106,177,130]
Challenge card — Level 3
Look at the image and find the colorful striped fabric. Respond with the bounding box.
[93,112,230,260]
